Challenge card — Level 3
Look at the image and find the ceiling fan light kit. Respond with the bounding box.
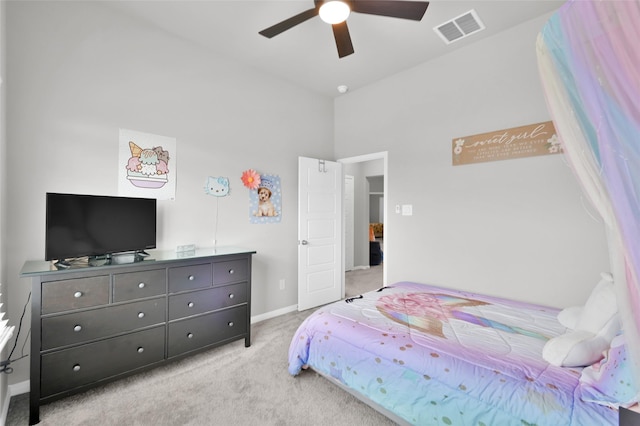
[319,1,351,24]
[259,0,430,58]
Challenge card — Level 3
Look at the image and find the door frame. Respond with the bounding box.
[344,174,355,272]
[338,151,388,287]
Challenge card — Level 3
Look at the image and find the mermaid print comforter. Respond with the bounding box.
[288,282,617,425]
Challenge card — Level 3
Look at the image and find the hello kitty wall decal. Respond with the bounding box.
[118,128,177,200]
[205,176,230,197]
[204,176,230,247]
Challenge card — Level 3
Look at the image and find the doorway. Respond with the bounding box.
[338,152,387,296]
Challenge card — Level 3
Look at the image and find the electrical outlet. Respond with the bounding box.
[279,279,285,290]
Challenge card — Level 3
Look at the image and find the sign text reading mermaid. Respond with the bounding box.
[452,121,560,166]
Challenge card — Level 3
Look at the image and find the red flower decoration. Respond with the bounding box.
[241,169,261,190]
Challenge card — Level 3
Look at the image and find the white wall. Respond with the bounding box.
[5,1,333,385]
[0,0,9,417]
[334,13,610,308]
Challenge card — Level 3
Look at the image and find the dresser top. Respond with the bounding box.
[20,247,256,277]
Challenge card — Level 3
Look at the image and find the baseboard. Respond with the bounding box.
[9,380,29,396]
[0,380,29,426]
[350,265,370,271]
[0,388,11,426]
[250,304,298,324]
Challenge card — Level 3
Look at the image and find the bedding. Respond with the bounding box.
[289,281,618,425]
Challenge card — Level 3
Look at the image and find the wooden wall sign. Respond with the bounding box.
[452,121,560,166]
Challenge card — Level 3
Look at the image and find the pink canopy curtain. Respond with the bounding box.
[537,0,640,388]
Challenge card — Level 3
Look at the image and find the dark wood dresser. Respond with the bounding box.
[21,247,255,425]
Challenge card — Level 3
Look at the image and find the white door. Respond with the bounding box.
[344,175,355,272]
[298,157,343,311]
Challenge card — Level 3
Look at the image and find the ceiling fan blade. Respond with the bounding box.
[332,21,355,58]
[351,0,429,21]
[259,7,319,38]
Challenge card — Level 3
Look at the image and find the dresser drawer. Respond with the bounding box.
[168,263,212,293]
[113,269,166,302]
[168,282,248,321]
[167,305,247,358]
[42,298,166,350]
[213,259,248,285]
[42,276,110,315]
[41,326,165,398]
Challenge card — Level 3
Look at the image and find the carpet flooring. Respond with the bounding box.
[6,264,390,426]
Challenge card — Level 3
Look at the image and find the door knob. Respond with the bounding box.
[300,240,309,245]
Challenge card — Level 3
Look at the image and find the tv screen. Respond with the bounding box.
[45,193,157,261]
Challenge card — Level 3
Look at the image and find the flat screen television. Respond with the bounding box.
[45,192,157,262]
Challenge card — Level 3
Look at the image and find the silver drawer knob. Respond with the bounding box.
[74,291,83,298]
[187,302,194,308]
[73,325,82,332]
[228,321,234,327]
[137,347,144,353]
[228,269,235,275]
[228,293,234,299]
[137,312,145,319]
[187,333,194,339]
[138,282,146,289]
[188,275,195,281]
[72,364,81,372]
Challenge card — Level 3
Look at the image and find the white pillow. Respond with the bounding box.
[576,273,617,333]
[557,306,582,329]
[542,330,606,367]
[542,272,619,367]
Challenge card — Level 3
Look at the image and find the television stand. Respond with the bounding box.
[21,247,255,425]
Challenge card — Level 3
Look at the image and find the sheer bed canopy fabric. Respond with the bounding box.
[536,0,640,392]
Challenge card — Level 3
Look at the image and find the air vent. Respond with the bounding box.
[434,9,485,44]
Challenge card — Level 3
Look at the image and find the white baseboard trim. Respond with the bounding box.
[1,389,11,426]
[251,304,298,324]
[351,265,370,271]
[9,380,29,396]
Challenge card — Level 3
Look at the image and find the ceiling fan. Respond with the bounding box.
[259,0,430,58]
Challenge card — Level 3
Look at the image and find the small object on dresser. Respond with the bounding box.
[54,260,71,269]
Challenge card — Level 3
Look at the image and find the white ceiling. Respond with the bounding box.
[105,0,565,98]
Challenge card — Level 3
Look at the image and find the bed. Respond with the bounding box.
[288,281,625,425]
